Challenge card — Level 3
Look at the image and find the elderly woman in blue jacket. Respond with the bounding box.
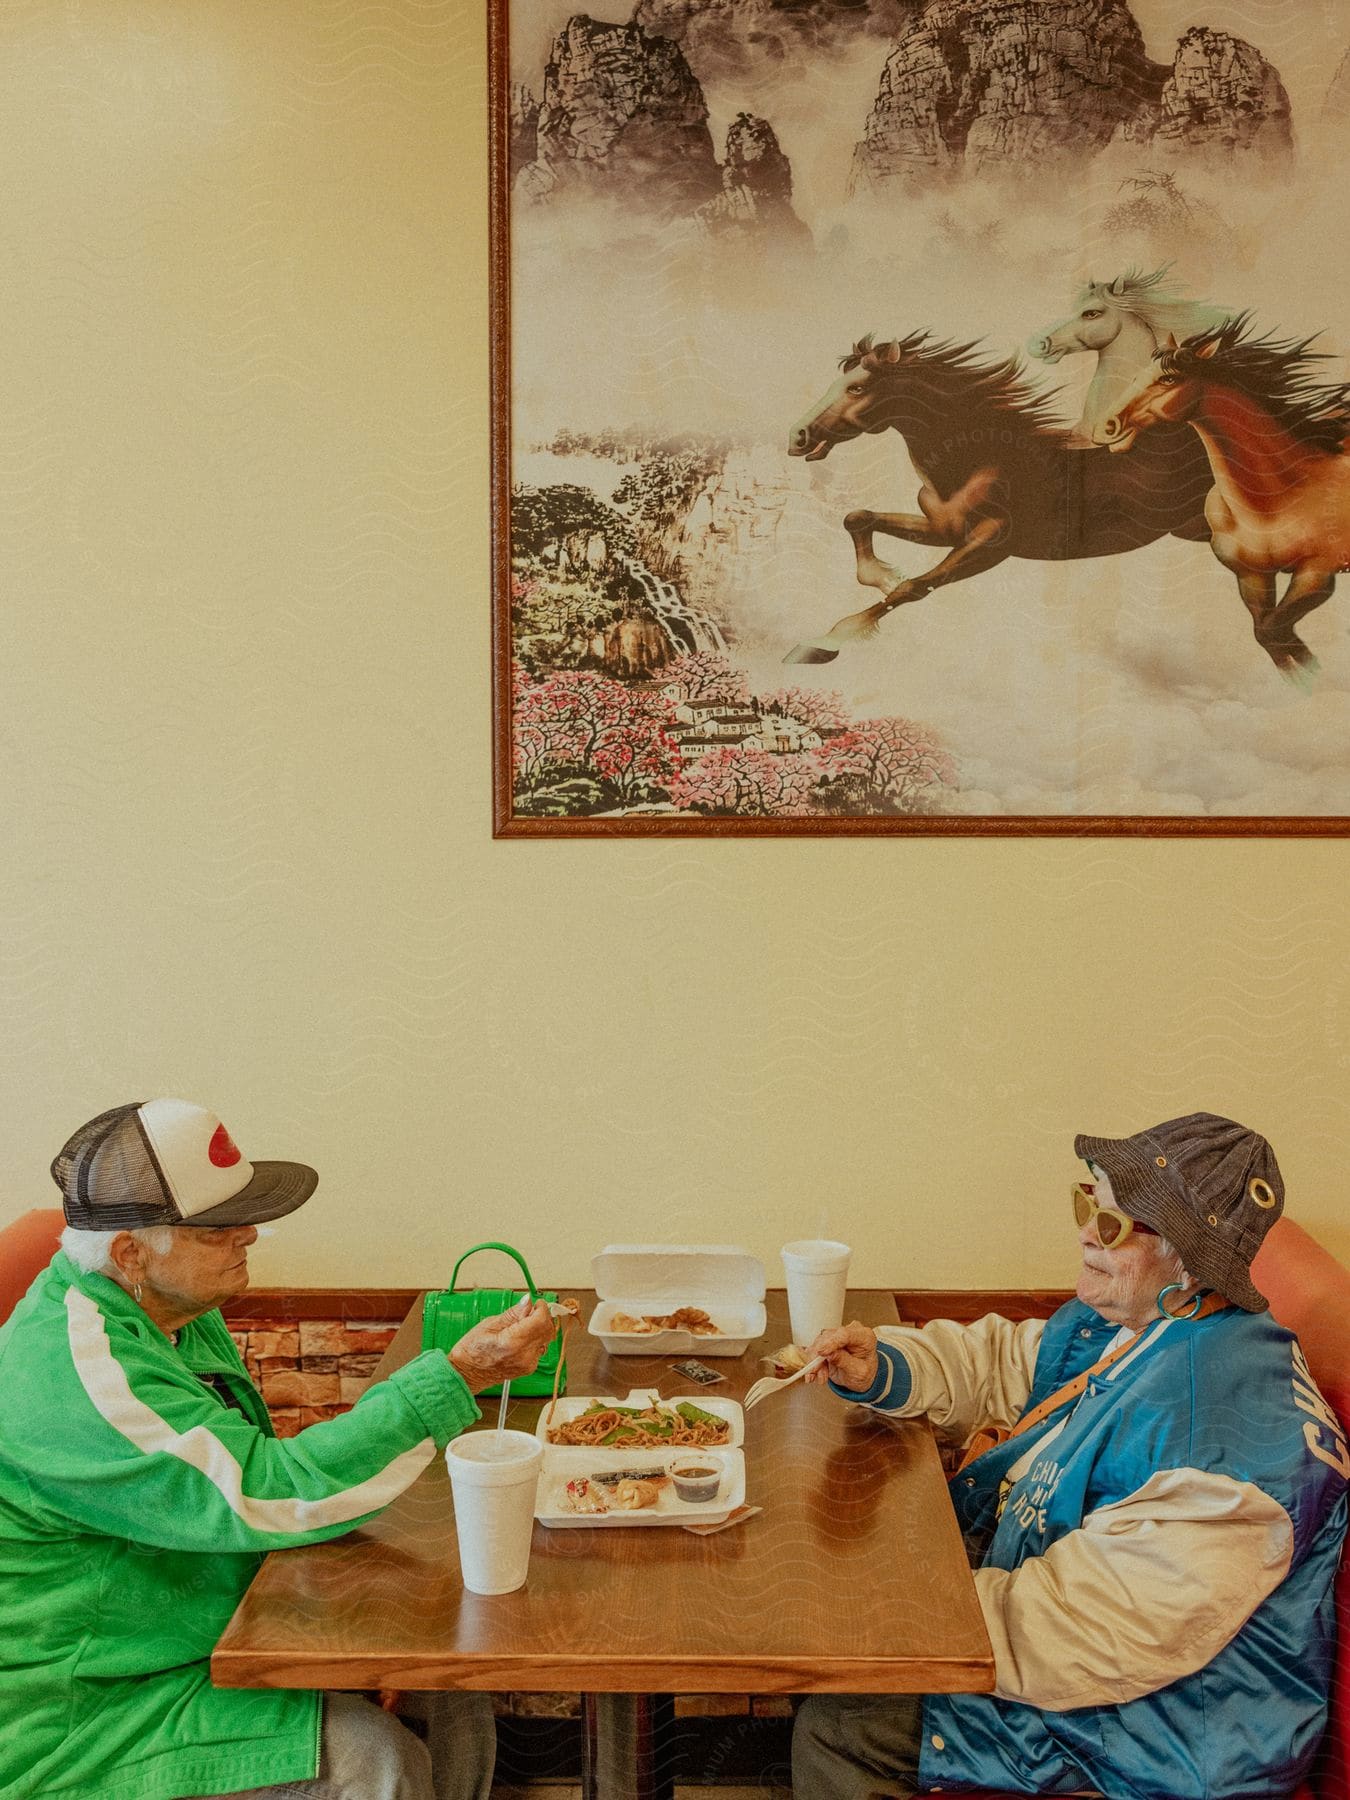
[794,1112,1349,1800]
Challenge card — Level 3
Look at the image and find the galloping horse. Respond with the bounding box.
[1028,268,1230,443]
[1103,316,1350,676]
[784,331,1214,665]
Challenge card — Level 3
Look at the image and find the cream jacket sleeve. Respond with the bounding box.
[870,1314,1047,1443]
[975,1468,1295,1709]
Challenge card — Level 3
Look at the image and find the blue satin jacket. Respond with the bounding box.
[863,1301,1347,1799]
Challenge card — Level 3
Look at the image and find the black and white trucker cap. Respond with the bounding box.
[52,1099,318,1231]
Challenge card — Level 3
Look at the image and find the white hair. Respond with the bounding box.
[1158,1237,1197,1281]
[60,1224,176,1277]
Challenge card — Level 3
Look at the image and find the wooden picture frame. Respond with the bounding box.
[491,1,1350,837]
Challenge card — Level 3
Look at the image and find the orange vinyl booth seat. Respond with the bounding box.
[937,1217,1350,1800]
[0,1208,64,1327]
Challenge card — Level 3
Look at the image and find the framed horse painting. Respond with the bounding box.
[490,0,1350,836]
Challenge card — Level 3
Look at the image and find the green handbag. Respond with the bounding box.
[420,1240,567,1398]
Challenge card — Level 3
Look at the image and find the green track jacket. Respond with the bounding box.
[0,1253,479,1799]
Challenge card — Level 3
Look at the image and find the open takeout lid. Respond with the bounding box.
[591,1244,765,1306]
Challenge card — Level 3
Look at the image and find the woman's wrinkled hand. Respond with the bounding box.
[449,1296,555,1393]
[804,1321,880,1393]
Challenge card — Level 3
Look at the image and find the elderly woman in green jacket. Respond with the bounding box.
[0,1098,556,1800]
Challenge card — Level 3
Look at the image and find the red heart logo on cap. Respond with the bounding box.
[209,1123,243,1168]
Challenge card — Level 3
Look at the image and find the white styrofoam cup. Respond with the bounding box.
[781,1239,852,1346]
[446,1429,543,1595]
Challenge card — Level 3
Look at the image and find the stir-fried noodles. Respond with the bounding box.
[547,1400,729,1448]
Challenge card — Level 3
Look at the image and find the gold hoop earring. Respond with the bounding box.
[133,1282,143,1305]
[1157,1282,1203,1320]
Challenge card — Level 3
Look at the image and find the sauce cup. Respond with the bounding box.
[667,1454,724,1504]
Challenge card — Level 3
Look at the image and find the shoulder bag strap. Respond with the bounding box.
[949,1291,1229,1480]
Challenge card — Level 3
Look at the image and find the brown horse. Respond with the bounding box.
[1103,317,1350,677]
[785,332,1215,664]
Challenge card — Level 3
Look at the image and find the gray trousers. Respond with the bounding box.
[791,1694,924,1800]
[192,1690,495,1800]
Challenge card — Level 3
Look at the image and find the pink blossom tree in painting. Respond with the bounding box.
[827,717,957,813]
[512,668,681,812]
[512,668,580,790]
[668,747,821,817]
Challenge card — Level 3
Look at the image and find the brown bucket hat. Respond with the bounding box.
[1073,1112,1283,1312]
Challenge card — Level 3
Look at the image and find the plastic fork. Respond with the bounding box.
[743,1355,825,1411]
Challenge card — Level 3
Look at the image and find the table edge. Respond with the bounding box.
[209,1647,995,1695]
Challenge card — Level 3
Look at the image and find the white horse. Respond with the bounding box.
[1027,268,1231,445]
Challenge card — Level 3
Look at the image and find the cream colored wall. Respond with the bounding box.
[2,2,1347,1293]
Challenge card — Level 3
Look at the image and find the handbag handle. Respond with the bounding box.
[448,1240,541,1300]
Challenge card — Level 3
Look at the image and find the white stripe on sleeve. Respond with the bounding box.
[66,1287,436,1535]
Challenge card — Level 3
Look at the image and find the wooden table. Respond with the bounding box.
[213,1290,993,1796]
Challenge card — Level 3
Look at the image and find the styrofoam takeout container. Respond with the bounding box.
[535,1390,745,1529]
[538,1389,744,1449]
[589,1244,767,1356]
